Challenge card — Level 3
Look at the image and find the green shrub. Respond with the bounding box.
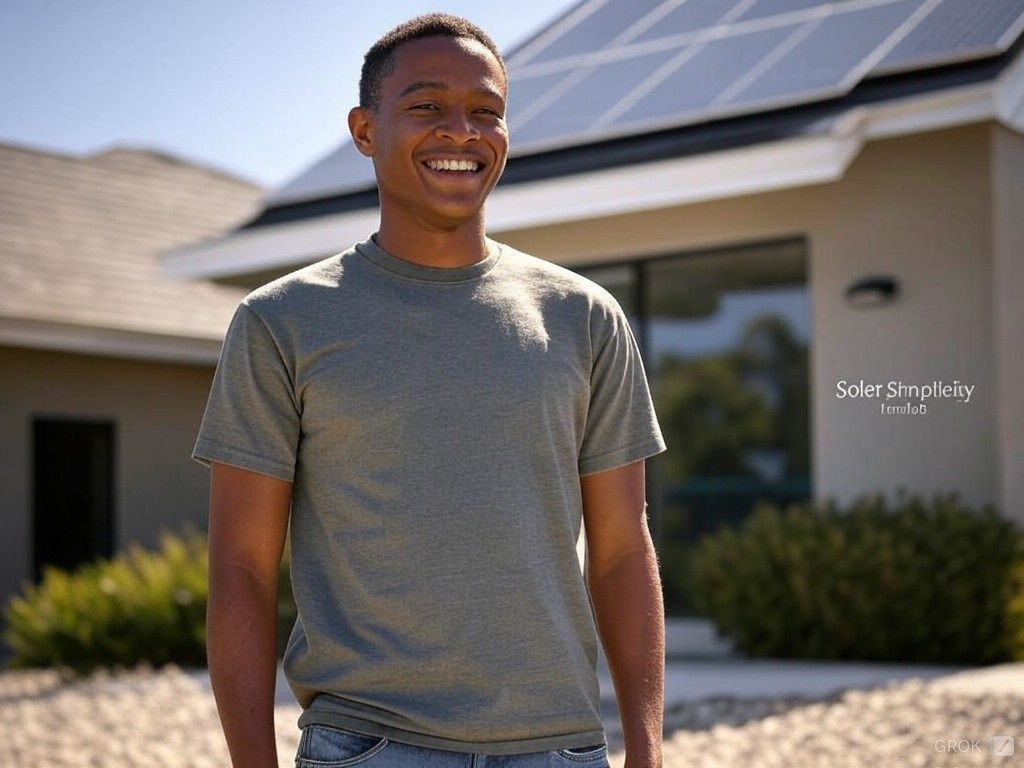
[1004,557,1024,661]
[687,489,1024,664]
[2,525,209,674]
[1,526,298,675]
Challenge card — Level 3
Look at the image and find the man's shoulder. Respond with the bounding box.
[496,240,619,307]
[239,246,356,322]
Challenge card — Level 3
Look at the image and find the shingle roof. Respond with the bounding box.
[0,141,263,343]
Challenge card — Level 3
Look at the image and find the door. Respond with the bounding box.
[32,417,115,582]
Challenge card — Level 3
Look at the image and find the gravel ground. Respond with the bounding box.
[0,662,1021,768]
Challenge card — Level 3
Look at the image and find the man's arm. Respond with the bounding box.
[580,458,664,768]
[206,461,293,768]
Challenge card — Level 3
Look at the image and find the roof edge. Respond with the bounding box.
[164,59,1022,281]
[85,141,265,188]
[0,315,225,365]
[247,41,1024,219]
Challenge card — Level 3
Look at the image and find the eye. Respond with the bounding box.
[476,108,503,117]
[410,103,439,111]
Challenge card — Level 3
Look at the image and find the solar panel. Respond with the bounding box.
[714,0,923,110]
[267,142,377,206]
[262,0,1024,207]
[605,23,804,133]
[511,46,684,147]
[870,0,1024,76]
[631,0,739,44]
[517,0,669,65]
[507,70,576,122]
[735,0,837,24]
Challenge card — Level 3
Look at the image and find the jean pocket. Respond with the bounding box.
[554,743,608,763]
[296,723,390,767]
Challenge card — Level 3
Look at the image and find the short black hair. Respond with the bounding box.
[359,13,508,112]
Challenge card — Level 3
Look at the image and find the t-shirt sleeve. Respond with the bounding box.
[578,296,668,476]
[191,301,301,482]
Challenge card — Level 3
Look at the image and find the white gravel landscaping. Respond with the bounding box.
[0,662,1020,768]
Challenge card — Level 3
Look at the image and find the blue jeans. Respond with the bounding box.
[295,723,611,768]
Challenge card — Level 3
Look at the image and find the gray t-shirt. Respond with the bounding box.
[192,233,667,755]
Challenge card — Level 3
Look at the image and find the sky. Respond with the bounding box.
[0,1,570,189]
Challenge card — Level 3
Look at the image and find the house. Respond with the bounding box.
[164,0,1024,635]
[47,0,1024,654]
[0,141,263,641]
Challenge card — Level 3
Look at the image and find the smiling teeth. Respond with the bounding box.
[426,159,479,172]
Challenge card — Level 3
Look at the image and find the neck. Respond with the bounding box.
[374,209,490,269]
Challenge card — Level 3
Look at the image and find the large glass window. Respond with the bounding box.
[575,237,811,616]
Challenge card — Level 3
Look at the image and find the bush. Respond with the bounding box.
[687,489,1024,664]
[2,525,297,675]
[2,525,209,674]
[1004,557,1024,661]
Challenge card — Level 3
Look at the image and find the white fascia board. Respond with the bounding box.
[162,132,858,280]
[163,208,381,281]
[995,42,1024,133]
[489,132,861,230]
[0,316,225,364]
[164,53,1022,281]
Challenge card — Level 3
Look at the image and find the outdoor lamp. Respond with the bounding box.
[844,275,899,308]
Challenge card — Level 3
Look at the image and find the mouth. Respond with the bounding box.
[420,158,486,179]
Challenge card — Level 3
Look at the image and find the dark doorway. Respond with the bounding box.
[31,418,115,583]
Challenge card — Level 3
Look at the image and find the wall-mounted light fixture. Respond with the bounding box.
[844,275,900,308]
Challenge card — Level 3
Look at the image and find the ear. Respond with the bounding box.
[348,106,376,158]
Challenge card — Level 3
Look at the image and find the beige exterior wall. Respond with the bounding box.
[0,345,215,613]
[992,124,1024,525]
[2,121,1019,631]
[500,122,1011,516]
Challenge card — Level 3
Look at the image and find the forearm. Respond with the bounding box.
[587,544,665,767]
[207,564,281,768]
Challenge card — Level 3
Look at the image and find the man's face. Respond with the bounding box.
[350,35,509,228]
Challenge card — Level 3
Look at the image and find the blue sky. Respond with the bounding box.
[0,1,568,189]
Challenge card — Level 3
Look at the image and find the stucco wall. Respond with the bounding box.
[0,345,215,619]
[992,124,1024,525]
[2,121,1018,649]
[500,122,1007,515]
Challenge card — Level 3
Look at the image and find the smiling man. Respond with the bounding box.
[193,13,667,768]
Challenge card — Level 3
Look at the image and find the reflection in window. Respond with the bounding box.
[577,238,811,617]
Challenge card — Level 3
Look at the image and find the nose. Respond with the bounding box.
[435,111,479,143]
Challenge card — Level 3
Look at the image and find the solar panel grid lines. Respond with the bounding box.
[601,22,807,139]
[996,4,1024,50]
[834,0,944,87]
[592,0,762,129]
[509,46,684,146]
[524,0,671,65]
[505,0,606,68]
[868,0,1024,78]
[702,0,928,111]
[264,0,1024,207]
[631,0,761,44]
[507,0,916,81]
[507,67,591,131]
[710,16,826,108]
[733,0,836,23]
[589,44,706,132]
[509,0,688,132]
[508,0,937,155]
[619,0,693,46]
[506,69,580,131]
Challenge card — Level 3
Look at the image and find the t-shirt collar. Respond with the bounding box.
[355,232,503,283]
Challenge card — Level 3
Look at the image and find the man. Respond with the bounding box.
[193,13,667,768]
